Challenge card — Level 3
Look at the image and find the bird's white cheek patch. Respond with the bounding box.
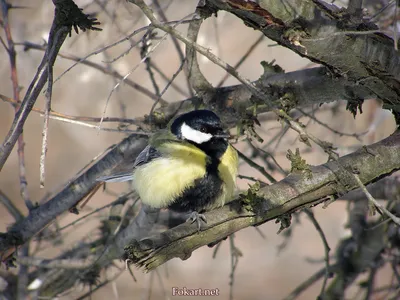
[181,122,212,144]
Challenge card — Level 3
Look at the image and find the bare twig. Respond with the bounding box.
[0,190,23,221]
[20,41,162,102]
[235,147,276,184]
[58,191,134,232]
[141,30,161,96]
[99,13,194,129]
[48,115,150,134]
[52,18,193,97]
[370,0,396,21]
[353,174,400,226]
[275,110,339,160]
[74,268,124,300]
[364,266,377,300]
[217,34,264,87]
[0,93,143,126]
[186,8,214,95]
[40,26,69,188]
[304,209,331,298]
[283,264,339,300]
[17,256,94,269]
[0,0,99,171]
[298,108,366,141]
[130,0,265,102]
[149,58,187,118]
[153,0,193,96]
[149,61,190,97]
[228,235,241,300]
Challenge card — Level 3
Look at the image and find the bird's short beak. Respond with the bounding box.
[214,131,230,139]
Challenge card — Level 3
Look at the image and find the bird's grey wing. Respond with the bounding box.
[97,145,162,183]
[132,145,161,167]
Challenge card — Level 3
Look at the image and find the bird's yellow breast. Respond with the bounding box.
[213,144,238,209]
[132,141,238,210]
[132,142,207,208]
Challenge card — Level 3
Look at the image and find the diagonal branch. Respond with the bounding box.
[123,130,400,271]
[0,136,147,259]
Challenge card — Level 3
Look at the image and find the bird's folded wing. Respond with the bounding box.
[133,145,161,167]
[96,145,162,182]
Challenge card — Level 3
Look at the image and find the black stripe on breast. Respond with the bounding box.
[167,156,223,213]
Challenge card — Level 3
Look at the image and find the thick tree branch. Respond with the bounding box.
[124,130,400,271]
[204,0,399,114]
[153,66,374,127]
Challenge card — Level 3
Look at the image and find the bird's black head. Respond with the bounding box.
[171,110,229,158]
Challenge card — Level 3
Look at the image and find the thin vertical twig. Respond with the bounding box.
[141,30,161,96]
[152,0,194,97]
[185,8,214,95]
[364,267,377,300]
[103,49,129,120]
[149,58,186,118]
[304,209,331,299]
[0,0,34,210]
[394,0,398,50]
[228,234,242,300]
[39,22,69,188]
[0,31,66,173]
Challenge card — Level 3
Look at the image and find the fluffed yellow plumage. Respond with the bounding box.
[132,141,208,208]
[98,109,239,230]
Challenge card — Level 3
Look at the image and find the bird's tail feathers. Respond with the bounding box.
[96,172,133,183]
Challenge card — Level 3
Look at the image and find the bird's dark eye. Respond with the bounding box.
[199,126,207,133]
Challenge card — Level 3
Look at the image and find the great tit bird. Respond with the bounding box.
[98,110,238,229]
